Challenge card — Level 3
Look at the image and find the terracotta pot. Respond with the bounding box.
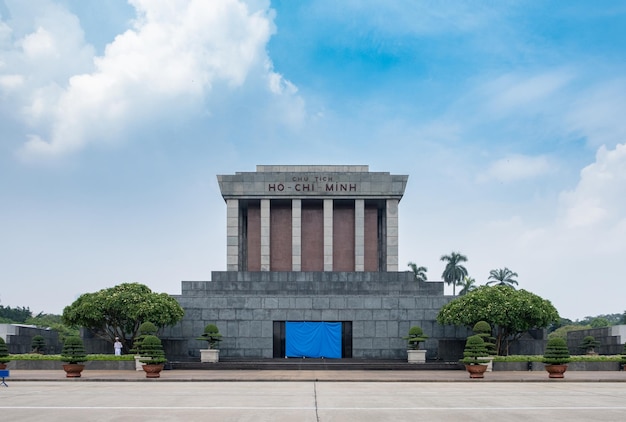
[62,363,85,378]
[0,363,7,370]
[545,364,568,379]
[465,364,488,379]
[142,364,164,378]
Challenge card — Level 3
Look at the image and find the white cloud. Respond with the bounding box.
[2,0,303,159]
[560,143,626,229]
[477,154,552,183]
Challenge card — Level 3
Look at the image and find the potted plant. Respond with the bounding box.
[543,337,570,378]
[620,342,626,371]
[60,336,87,378]
[0,337,10,370]
[197,324,223,363]
[31,335,46,354]
[138,335,167,378]
[578,335,600,355]
[461,334,489,378]
[472,321,496,371]
[403,326,428,363]
[131,322,158,370]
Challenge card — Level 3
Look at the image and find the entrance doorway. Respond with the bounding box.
[273,321,353,358]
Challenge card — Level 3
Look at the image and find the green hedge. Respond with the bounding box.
[8,353,134,361]
[493,355,621,363]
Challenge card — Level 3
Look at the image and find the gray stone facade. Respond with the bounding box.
[165,272,467,361]
[162,165,468,361]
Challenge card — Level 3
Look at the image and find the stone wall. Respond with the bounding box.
[163,271,468,361]
[0,324,61,354]
[566,326,625,355]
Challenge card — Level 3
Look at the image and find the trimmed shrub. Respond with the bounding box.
[138,335,167,365]
[196,324,223,350]
[0,337,10,364]
[543,337,570,365]
[31,335,46,354]
[61,336,87,364]
[461,335,489,365]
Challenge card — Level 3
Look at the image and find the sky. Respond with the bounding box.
[1,0,625,321]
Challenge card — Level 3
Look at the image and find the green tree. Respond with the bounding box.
[62,283,184,351]
[440,251,468,296]
[0,304,31,323]
[486,267,519,288]
[407,262,428,282]
[437,285,559,355]
[590,317,610,328]
[26,313,79,343]
[458,276,477,296]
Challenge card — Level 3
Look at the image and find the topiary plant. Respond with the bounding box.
[472,321,496,355]
[61,336,87,364]
[138,335,167,365]
[0,337,10,365]
[578,335,600,355]
[31,335,46,354]
[403,326,429,350]
[461,334,490,365]
[196,324,223,350]
[131,321,159,354]
[543,337,571,365]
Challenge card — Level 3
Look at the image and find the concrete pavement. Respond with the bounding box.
[4,368,626,382]
[1,374,626,421]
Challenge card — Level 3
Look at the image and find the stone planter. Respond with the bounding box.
[407,350,426,364]
[62,363,85,378]
[465,364,488,379]
[200,349,220,363]
[545,364,568,378]
[142,364,164,378]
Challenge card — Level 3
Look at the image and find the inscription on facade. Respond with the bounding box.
[267,182,357,192]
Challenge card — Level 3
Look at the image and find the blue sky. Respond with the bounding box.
[1,0,625,321]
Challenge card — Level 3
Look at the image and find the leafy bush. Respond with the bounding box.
[579,336,600,354]
[131,321,159,354]
[402,326,428,350]
[196,324,223,350]
[461,335,489,365]
[8,354,134,361]
[31,335,46,354]
[138,335,167,365]
[472,321,496,355]
[0,337,10,364]
[61,336,87,364]
[543,337,570,365]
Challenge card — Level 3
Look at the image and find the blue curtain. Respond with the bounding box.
[285,322,342,358]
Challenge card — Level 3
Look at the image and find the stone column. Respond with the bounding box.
[386,199,399,271]
[292,199,301,271]
[226,199,239,271]
[323,199,333,271]
[355,199,365,271]
[260,199,270,271]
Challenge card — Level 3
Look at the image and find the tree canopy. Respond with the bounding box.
[486,267,519,288]
[437,285,559,355]
[440,251,468,296]
[407,262,428,282]
[62,283,184,351]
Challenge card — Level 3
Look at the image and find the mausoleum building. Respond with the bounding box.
[165,165,465,360]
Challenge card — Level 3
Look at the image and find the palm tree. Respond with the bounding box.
[458,276,477,296]
[486,267,519,288]
[440,251,468,296]
[407,262,428,282]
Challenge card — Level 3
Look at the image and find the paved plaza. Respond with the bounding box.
[1,371,626,421]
